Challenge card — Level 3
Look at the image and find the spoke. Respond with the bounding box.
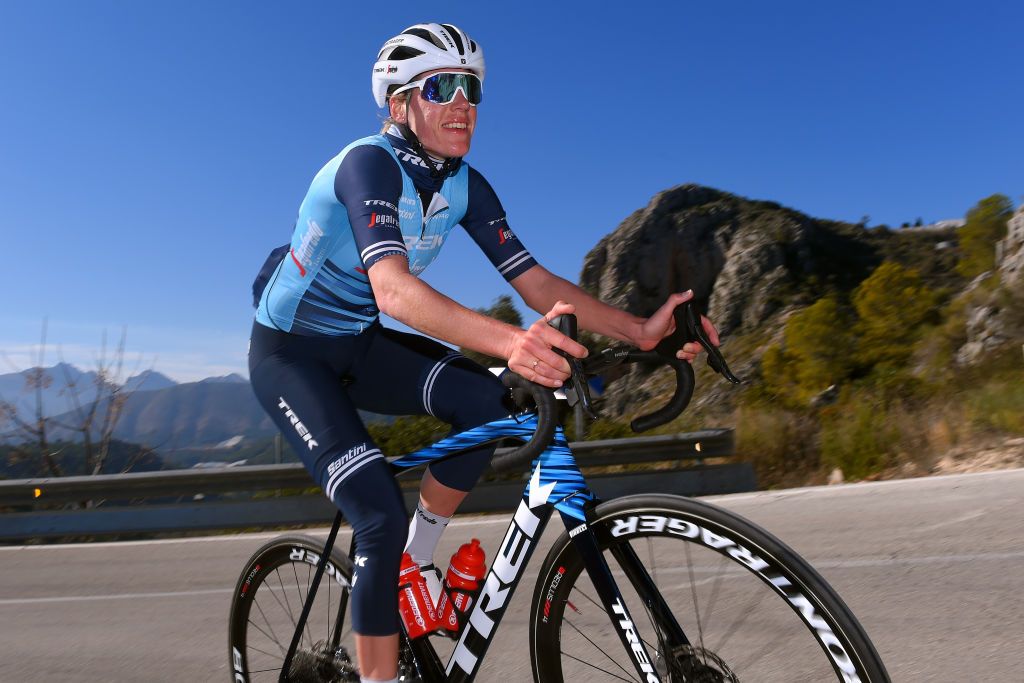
[712,580,767,655]
[248,665,284,674]
[564,617,639,682]
[560,650,638,682]
[571,586,663,655]
[252,598,286,656]
[699,552,726,637]
[291,561,314,647]
[684,540,708,665]
[246,642,285,661]
[647,537,657,588]
[276,569,299,634]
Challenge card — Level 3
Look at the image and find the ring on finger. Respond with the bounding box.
[532,359,539,368]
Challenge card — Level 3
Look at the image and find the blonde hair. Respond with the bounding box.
[378,89,411,134]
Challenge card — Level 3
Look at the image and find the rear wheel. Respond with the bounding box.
[228,535,358,682]
[530,495,889,682]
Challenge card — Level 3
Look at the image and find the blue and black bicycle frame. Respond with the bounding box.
[279,305,740,682]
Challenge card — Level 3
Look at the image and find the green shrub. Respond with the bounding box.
[734,405,820,487]
[819,395,901,479]
[965,379,1024,434]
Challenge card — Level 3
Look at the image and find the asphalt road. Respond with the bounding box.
[2,469,1022,682]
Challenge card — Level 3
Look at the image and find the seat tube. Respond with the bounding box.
[444,489,555,682]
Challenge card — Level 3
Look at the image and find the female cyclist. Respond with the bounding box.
[248,22,718,683]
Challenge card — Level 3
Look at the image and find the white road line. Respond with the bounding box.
[4,550,1019,607]
[705,466,1024,503]
[0,588,232,606]
[0,517,512,552]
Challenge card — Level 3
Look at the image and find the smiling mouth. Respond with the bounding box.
[442,122,469,130]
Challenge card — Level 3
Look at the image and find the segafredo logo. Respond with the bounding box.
[289,218,324,277]
[447,464,555,676]
[610,514,862,682]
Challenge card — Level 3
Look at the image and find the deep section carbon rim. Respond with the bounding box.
[530,495,889,682]
[228,535,358,682]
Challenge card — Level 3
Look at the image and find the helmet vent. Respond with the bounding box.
[469,39,477,53]
[386,46,426,61]
[403,27,448,50]
[440,24,465,54]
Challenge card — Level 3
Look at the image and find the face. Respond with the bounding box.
[390,68,477,158]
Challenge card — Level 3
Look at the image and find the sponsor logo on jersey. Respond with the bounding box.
[364,199,398,211]
[392,147,431,169]
[368,212,400,228]
[404,234,446,251]
[290,219,324,277]
[497,226,515,245]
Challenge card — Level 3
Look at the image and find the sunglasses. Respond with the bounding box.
[393,72,483,106]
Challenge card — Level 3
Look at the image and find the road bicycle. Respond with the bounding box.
[228,304,890,682]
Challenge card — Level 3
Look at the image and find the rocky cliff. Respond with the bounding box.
[577,184,963,417]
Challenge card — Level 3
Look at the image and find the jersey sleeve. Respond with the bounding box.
[333,144,409,270]
[460,166,537,281]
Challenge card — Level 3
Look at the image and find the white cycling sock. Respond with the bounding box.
[404,501,451,567]
[360,677,398,683]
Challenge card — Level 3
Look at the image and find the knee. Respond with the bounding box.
[434,359,512,431]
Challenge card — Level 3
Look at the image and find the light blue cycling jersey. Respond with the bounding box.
[255,132,535,336]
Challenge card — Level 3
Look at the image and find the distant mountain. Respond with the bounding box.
[198,373,247,384]
[124,370,177,393]
[45,380,277,448]
[0,362,106,420]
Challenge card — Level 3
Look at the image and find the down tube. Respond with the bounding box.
[443,487,555,681]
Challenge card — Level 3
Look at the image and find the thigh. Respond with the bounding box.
[249,328,373,485]
[348,326,511,428]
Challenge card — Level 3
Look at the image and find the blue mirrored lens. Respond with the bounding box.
[421,73,482,105]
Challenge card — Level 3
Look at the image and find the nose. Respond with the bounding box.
[450,89,470,110]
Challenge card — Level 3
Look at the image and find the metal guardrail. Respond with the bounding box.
[0,429,752,541]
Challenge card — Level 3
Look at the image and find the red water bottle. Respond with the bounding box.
[398,552,440,638]
[437,539,487,633]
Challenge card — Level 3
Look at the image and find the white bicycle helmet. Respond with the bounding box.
[372,23,485,108]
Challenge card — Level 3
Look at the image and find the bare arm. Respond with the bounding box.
[511,265,719,358]
[511,265,646,343]
[368,256,586,387]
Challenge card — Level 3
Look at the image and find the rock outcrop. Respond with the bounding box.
[577,184,959,417]
[955,206,1024,365]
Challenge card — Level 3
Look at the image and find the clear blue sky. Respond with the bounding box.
[1,1,1021,381]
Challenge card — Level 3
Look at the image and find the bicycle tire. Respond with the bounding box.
[530,494,890,682]
[228,534,357,682]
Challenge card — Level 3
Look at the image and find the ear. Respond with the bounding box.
[389,93,408,124]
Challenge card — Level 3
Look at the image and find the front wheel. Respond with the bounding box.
[530,494,889,682]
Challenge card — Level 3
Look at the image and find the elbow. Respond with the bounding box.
[375,284,402,318]
[372,274,408,319]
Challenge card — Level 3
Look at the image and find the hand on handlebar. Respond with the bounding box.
[635,290,720,362]
[507,301,589,388]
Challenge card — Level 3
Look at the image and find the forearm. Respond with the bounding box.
[375,268,520,360]
[515,266,644,345]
